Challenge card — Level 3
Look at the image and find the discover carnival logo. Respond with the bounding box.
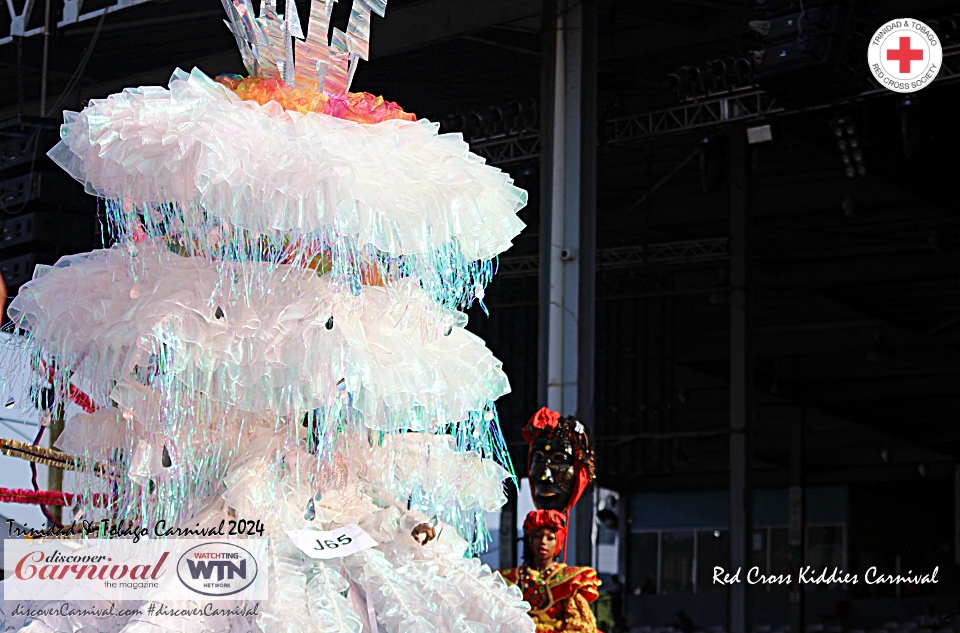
[176,542,259,597]
[13,549,168,583]
[868,18,942,93]
[3,539,268,601]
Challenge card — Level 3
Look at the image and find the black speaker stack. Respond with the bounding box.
[0,115,98,305]
[750,0,874,107]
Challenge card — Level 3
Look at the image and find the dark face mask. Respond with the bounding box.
[529,436,576,511]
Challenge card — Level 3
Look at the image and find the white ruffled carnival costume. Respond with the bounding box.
[50,69,525,264]
[49,68,527,309]
[0,65,532,633]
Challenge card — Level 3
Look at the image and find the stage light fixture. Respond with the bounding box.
[830,115,866,178]
[747,124,773,144]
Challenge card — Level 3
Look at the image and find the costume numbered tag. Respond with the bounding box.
[288,524,378,560]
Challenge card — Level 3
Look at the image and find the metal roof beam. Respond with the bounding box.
[0,0,153,45]
[464,44,960,163]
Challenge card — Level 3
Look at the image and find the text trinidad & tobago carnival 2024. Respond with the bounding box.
[6,518,265,543]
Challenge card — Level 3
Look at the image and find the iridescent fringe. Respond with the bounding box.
[1,331,514,549]
[106,198,494,311]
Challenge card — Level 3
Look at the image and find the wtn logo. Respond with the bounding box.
[176,543,259,597]
[185,559,247,581]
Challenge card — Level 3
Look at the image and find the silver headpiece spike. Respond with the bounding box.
[222,0,261,73]
[295,0,333,89]
[255,2,285,78]
[345,0,373,61]
[281,1,297,84]
[286,0,305,40]
[324,28,351,95]
[221,0,388,95]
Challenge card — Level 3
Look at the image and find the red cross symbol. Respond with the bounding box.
[887,36,924,73]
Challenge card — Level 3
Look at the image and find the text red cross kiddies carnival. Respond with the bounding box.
[887,36,924,73]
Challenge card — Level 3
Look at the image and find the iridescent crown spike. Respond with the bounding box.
[222,0,389,94]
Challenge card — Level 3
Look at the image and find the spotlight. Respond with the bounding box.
[710,59,729,87]
[686,66,703,95]
[597,509,618,530]
[735,57,753,84]
[700,63,719,92]
[939,16,955,41]
[667,72,688,99]
[598,494,619,531]
[503,100,524,132]
[441,114,465,134]
[463,112,484,138]
[482,106,505,136]
[669,57,755,99]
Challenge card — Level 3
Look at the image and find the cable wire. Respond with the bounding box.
[43,9,109,118]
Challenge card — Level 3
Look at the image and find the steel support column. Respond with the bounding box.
[618,494,631,627]
[538,0,598,567]
[728,125,753,633]
[499,481,518,569]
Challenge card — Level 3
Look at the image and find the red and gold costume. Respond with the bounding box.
[500,508,602,632]
[500,562,601,632]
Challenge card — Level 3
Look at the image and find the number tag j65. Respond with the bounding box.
[287,524,378,559]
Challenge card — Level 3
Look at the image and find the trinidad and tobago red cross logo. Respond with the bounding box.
[868,19,942,94]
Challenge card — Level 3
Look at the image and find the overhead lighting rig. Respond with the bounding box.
[440,99,539,141]
[830,114,866,179]
[667,57,755,101]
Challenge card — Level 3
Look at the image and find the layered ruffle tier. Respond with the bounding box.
[48,68,526,307]
[8,245,509,430]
